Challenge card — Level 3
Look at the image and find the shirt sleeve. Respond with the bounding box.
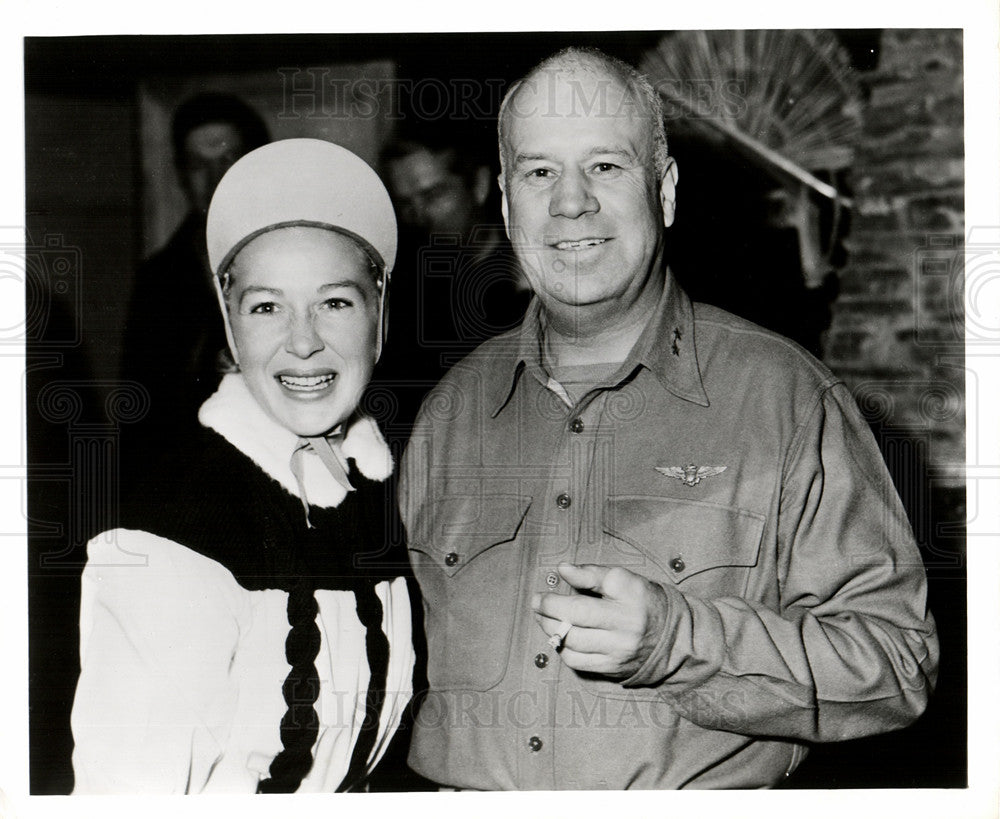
[623,382,940,743]
[71,530,245,793]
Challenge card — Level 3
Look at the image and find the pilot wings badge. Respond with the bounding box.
[655,464,728,487]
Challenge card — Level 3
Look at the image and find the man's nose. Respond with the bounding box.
[549,169,599,218]
[285,312,324,358]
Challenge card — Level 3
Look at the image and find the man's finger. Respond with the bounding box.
[556,563,609,594]
[534,611,565,641]
[557,624,611,655]
[559,563,646,603]
[532,590,618,629]
[558,647,613,675]
[534,609,619,656]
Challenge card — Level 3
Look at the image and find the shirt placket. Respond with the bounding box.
[515,377,608,789]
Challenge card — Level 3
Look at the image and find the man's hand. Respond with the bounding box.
[531,563,671,681]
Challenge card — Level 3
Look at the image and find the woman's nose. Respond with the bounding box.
[285,313,324,358]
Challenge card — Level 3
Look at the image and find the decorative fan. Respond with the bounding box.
[640,30,864,284]
[641,29,862,201]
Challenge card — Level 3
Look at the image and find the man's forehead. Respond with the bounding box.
[504,71,652,163]
[508,65,640,120]
[185,121,244,158]
[388,148,453,188]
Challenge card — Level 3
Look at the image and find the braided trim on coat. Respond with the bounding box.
[257,583,321,793]
[337,583,389,792]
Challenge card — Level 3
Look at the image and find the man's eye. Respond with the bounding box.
[526,168,553,179]
[248,302,278,314]
[593,162,621,174]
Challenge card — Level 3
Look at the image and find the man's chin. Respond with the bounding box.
[539,283,615,310]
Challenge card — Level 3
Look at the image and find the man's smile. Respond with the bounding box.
[551,238,610,250]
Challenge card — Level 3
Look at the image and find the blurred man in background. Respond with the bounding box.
[374,120,529,442]
[121,93,269,478]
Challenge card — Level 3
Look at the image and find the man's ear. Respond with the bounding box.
[498,172,511,240]
[659,157,679,228]
[471,165,491,207]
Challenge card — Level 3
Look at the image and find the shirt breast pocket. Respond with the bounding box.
[408,494,531,691]
[579,495,766,703]
[603,495,766,598]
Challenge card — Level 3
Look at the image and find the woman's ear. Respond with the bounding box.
[212,270,241,367]
[375,276,389,364]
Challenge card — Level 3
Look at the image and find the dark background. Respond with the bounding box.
[25,30,965,793]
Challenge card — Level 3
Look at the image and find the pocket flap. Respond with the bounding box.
[604,495,764,583]
[409,494,532,577]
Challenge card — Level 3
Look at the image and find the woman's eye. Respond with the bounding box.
[248,302,278,315]
[321,297,353,311]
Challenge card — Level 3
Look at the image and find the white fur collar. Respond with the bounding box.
[198,373,393,508]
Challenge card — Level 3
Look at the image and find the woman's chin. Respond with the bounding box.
[268,402,352,438]
[289,415,350,438]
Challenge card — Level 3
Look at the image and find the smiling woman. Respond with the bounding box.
[226,227,381,438]
[69,139,413,794]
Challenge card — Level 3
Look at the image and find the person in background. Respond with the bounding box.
[72,139,414,793]
[400,47,938,789]
[374,120,529,443]
[121,93,269,478]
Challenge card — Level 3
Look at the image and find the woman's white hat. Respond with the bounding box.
[205,138,397,362]
[206,137,397,278]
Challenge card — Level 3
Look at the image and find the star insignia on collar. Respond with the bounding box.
[671,327,682,356]
[655,464,727,487]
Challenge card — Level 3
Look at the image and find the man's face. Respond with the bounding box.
[179,122,246,215]
[499,69,677,312]
[386,148,486,240]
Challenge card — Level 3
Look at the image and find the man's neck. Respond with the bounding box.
[541,271,664,369]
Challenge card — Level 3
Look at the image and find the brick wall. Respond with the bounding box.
[791,32,967,788]
[825,29,965,488]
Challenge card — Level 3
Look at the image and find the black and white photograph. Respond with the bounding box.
[4,3,999,818]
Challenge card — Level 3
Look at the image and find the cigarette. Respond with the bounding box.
[548,619,572,650]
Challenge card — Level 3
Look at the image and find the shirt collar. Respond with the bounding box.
[485,299,540,418]
[487,269,709,417]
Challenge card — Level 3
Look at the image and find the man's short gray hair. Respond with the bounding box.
[498,47,670,182]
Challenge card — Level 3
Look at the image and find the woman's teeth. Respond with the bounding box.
[277,373,336,391]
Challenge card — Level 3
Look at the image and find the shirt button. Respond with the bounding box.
[556,493,572,509]
[528,736,543,752]
[670,557,685,573]
[534,653,549,668]
[570,418,585,434]
[444,552,459,567]
[545,571,559,587]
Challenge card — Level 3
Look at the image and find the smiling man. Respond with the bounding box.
[400,48,938,790]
